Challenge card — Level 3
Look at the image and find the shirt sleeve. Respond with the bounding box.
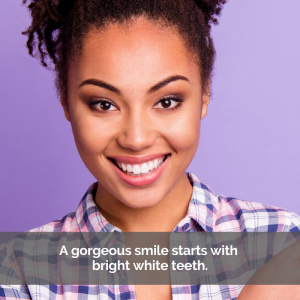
[0,240,31,299]
[289,211,300,232]
[0,285,31,299]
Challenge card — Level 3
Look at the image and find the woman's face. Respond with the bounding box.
[64,17,209,209]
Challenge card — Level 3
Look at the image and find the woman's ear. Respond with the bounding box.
[201,82,210,120]
[60,93,71,122]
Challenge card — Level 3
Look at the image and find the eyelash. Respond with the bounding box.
[89,96,183,112]
[153,96,183,111]
[90,100,118,113]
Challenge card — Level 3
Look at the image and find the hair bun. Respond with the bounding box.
[193,0,227,28]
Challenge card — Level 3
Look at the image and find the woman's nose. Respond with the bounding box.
[116,110,157,151]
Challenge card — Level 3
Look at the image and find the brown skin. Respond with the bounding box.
[238,286,300,300]
[237,238,300,299]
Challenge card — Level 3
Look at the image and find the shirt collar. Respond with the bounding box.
[75,172,219,233]
[184,172,219,232]
[75,184,120,233]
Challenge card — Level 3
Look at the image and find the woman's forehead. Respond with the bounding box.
[82,18,192,63]
[69,18,201,90]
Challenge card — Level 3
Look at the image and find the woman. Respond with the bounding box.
[1,0,300,299]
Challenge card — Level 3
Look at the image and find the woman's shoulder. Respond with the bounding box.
[29,211,79,233]
[188,173,300,233]
[215,193,300,232]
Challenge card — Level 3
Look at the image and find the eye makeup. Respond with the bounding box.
[154,95,183,111]
[84,93,184,113]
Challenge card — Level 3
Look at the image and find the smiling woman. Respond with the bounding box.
[1,0,300,299]
[64,22,205,227]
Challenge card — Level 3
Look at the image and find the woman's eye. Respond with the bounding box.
[154,98,181,110]
[93,100,118,111]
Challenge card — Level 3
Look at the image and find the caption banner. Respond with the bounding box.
[0,232,299,285]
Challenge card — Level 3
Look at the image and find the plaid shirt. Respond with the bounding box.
[1,172,300,299]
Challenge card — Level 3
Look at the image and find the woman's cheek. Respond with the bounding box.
[71,116,112,164]
[162,110,200,156]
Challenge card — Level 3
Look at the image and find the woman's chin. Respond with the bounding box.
[115,191,165,210]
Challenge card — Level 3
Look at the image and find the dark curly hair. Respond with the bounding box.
[22,0,227,99]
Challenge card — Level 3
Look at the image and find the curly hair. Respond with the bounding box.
[22,0,227,98]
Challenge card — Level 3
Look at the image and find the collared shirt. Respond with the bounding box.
[1,172,300,299]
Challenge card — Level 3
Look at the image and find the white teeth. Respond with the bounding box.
[141,163,148,174]
[133,165,141,175]
[148,161,154,171]
[115,155,167,176]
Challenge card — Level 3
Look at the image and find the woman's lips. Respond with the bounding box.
[108,154,170,187]
[108,153,168,164]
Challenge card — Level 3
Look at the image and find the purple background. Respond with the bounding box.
[0,1,299,231]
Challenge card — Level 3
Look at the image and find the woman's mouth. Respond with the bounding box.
[107,154,170,186]
[109,155,168,176]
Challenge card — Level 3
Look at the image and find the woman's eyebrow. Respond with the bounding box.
[148,75,189,94]
[79,79,121,94]
[79,75,189,94]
